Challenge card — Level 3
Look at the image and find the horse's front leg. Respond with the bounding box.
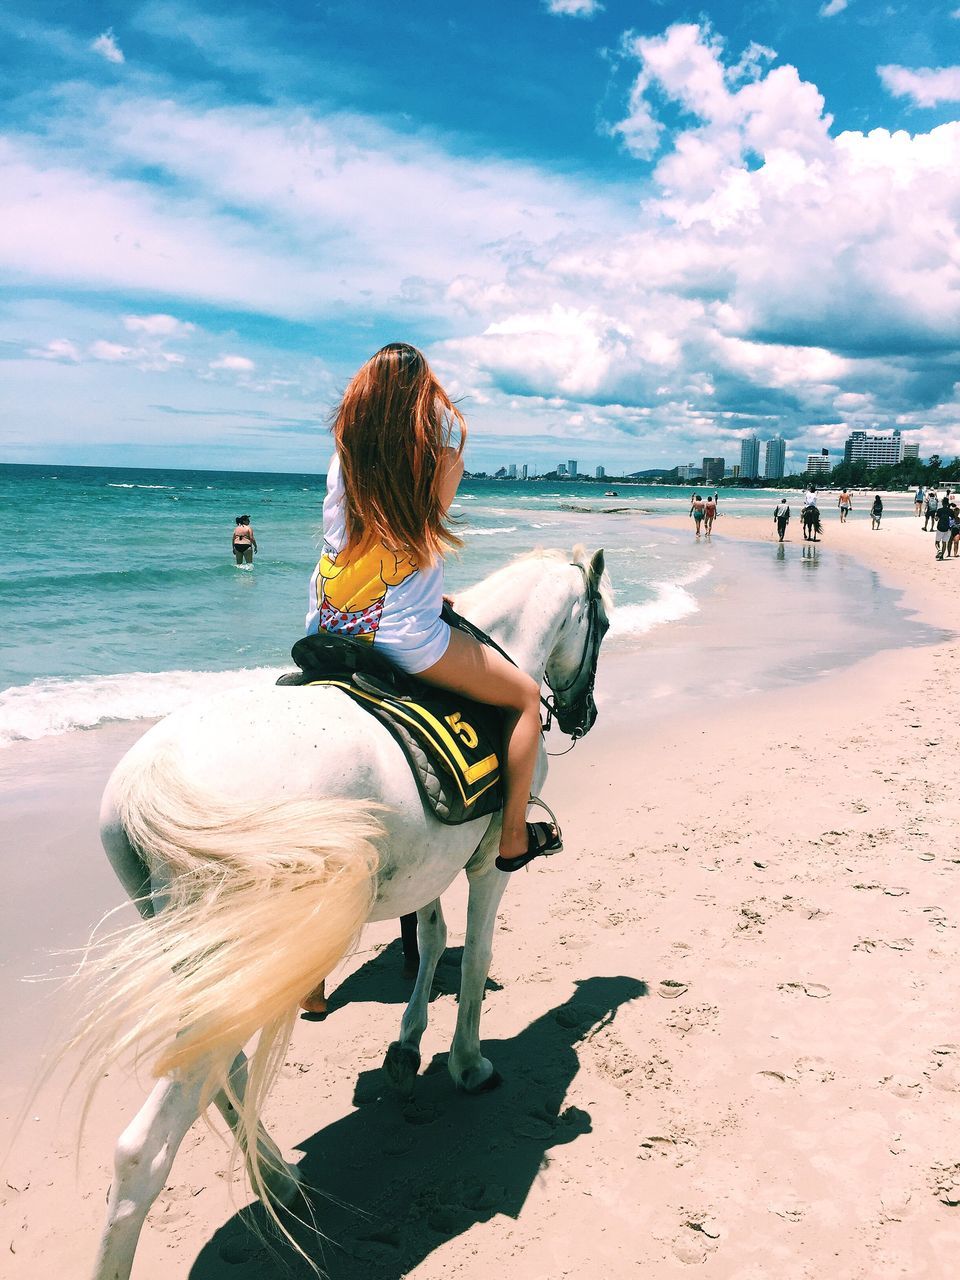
[383,898,446,1095]
[448,860,508,1093]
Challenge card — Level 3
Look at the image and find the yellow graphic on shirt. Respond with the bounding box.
[316,543,418,643]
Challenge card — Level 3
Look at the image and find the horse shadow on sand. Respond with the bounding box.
[189,973,647,1279]
[302,940,504,1023]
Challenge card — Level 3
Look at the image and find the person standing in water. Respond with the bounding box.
[870,495,883,530]
[838,489,852,523]
[232,515,257,565]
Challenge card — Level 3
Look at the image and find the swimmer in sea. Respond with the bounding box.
[232,515,257,565]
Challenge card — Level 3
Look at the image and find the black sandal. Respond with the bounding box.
[495,820,563,873]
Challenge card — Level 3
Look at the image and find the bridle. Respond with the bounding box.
[440,561,606,751]
[540,563,606,746]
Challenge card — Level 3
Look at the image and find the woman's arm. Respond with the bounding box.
[437,446,464,513]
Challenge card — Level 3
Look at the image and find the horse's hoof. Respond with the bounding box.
[458,1067,503,1095]
[383,1041,421,1096]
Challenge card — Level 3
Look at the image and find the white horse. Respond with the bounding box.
[82,547,611,1280]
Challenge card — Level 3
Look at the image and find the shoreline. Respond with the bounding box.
[2,517,959,1277]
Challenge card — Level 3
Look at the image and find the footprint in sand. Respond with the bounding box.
[670,1216,721,1264]
[218,1236,261,1265]
[794,1055,835,1082]
[637,1135,696,1166]
[753,1069,796,1089]
[929,1163,960,1206]
[925,1047,960,1093]
[778,981,831,999]
[879,1189,913,1221]
[882,1074,923,1099]
[770,1198,806,1222]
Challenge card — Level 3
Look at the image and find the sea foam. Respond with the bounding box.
[0,667,286,750]
[608,564,711,642]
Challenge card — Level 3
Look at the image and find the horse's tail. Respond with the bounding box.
[71,748,381,1193]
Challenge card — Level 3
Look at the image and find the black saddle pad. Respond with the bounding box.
[277,621,503,826]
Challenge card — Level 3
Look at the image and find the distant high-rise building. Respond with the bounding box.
[739,435,760,479]
[557,462,567,476]
[521,463,529,480]
[702,457,725,484]
[902,443,920,461]
[567,459,578,478]
[843,429,904,466]
[507,463,517,478]
[764,435,786,480]
[806,450,831,475]
[677,463,699,481]
[595,465,605,479]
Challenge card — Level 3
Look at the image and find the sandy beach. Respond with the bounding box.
[3,507,959,1279]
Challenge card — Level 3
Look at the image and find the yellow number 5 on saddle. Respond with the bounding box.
[444,711,479,750]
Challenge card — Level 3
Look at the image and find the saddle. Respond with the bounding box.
[277,609,503,826]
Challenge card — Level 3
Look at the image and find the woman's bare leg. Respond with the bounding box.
[417,628,545,863]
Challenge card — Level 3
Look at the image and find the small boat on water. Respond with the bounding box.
[603,490,619,497]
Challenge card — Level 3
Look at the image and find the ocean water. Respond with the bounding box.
[0,464,925,747]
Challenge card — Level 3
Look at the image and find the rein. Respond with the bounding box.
[444,564,603,750]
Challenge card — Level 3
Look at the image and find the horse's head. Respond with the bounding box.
[543,546,611,740]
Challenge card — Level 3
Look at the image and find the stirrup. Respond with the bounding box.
[494,796,564,873]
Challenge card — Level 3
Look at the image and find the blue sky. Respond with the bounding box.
[1,1,959,474]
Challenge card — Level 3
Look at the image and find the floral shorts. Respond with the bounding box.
[318,598,383,641]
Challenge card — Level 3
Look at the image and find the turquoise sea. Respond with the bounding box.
[1,463,926,747]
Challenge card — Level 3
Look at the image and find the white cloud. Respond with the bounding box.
[90,29,124,64]
[89,339,134,361]
[4,24,960,467]
[210,354,255,372]
[878,64,960,107]
[26,338,81,362]
[819,0,849,17]
[123,313,194,338]
[543,0,603,16]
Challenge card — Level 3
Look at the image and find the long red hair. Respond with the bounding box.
[332,343,466,565]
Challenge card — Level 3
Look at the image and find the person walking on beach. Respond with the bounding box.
[690,494,706,539]
[774,497,790,542]
[703,494,717,535]
[924,488,939,531]
[870,494,883,530]
[305,341,559,872]
[914,485,925,517]
[838,489,853,523]
[232,515,257,565]
[934,497,952,560]
[950,500,960,559]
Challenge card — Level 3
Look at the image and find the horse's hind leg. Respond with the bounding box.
[449,864,508,1093]
[383,898,446,1095]
[213,1052,302,1207]
[92,1069,206,1280]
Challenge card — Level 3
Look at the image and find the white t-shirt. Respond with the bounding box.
[305,455,450,674]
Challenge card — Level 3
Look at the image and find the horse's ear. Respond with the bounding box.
[588,548,605,594]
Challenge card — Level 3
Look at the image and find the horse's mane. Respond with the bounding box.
[470,545,613,615]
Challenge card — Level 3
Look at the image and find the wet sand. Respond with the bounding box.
[2,507,959,1278]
